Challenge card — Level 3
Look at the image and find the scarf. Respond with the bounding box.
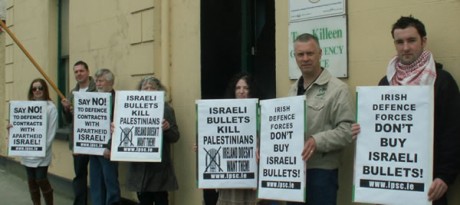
[386,50,437,85]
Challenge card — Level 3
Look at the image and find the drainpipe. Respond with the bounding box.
[160,2,174,204]
[160,0,170,99]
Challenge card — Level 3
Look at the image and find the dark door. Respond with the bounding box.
[200,0,275,99]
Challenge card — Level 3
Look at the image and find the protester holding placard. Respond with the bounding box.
[125,76,180,205]
[378,16,460,205]
[89,68,121,205]
[287,33,354,205]
[7,78,57,205]
[214,72,259,205]
[61,60,96,205]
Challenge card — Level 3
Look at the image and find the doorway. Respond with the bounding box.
[200,0,276,99]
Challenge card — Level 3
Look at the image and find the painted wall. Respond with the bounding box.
[168,0,202,204]
[1,0,459,204]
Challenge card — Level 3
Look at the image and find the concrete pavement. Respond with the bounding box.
[0,166,73,205]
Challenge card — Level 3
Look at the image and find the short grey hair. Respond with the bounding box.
[94,68,115,84]
[294,33,320,47]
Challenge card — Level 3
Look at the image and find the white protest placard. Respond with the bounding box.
[73,92,112,155]
[197,99,258,189]
[353,86,434,205]
[258,96,306,202]
[8,101,47,157]
[111,91,164,162]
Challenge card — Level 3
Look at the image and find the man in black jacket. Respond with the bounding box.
[61,60,96,205]
[379,16,460,205]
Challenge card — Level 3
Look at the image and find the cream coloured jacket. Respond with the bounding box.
[288,69,354,169]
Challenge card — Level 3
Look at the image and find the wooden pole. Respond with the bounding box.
[0,19,66,99]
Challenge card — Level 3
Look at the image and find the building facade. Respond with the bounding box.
[1,0,459,204]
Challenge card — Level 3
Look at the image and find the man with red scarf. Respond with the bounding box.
[379,16,460,205]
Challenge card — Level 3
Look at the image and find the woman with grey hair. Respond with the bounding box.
[126,76,180,205]
[136,76,166,91]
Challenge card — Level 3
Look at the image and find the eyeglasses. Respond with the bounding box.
[32,86,44,92]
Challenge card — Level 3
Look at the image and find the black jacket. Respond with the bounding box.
[63,77,97,150]
[379,63,460,185]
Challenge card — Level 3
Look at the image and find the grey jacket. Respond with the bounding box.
[288,69,354,169]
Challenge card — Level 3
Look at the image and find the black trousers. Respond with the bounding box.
[203,189,218,205]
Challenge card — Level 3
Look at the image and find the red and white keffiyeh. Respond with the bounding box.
[386,50,437,85]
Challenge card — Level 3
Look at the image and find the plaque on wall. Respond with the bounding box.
[288,15,348,79]
[290,0,346,22]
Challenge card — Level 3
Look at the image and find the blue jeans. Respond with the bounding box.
[287,169,338,205]
[73,154,90,205]
[90,155,120,205]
